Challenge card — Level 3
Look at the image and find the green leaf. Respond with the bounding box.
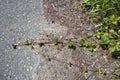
[77,38,85,47]
[87,47,94,52]
[37,42,44,47]
[52,38,59,45]
[112,21,117,25]
[99,34,110,45]
[94,32,102,39]
[24,40,30,45]
[85,41,94,47]
[109,29,115,34]
[109,40,116,46]
[116,42,120,51]
[66,41,73,48]
[118,30,120,34]
[110,74,118,80]
[109,46,116,52]
[110,15,115,20]
[12,43,17,49]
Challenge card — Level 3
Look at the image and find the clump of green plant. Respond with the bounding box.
[44,55,51,61]
[66,41,73,48]
[82,0,120,58]
[24,40,30,45]
[83,66,88,73]
[85,41,95,52]
[67,60,72,67]
[77,38,85,47]
[37,42,44,47]
[110,74,120,80]
[12,43,17,49]
[98,69,106,75]
[93,67,99,72]
[77,38,95,52]
[52,38,59,45]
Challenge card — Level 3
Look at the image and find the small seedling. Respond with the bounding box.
[67,60,72,67]
[85,41,95,52]
[30,45,34,49]
[98,34,110,45]
[86,33,91,38]
[37,42,44,47]
[52,38,59,45]
[66,41,73,48]
[87,47,94,52]
[98,69,106,75]
[12,43,17,49]
[93,67,99,72]
[110,74,118,80]
[77,38,85,47]
[45,55,51,61]
[83,66,88,73]
[24,40,30,45]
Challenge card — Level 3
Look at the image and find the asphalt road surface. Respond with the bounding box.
[0,0,47,80]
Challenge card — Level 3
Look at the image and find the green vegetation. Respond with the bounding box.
[52,38,59,45]
[67,60,72,67]
[24,40,30,45]
[45,55,51,61]
[77,38,85,47]
[110,74,120,80]
[85,41,95,52]
[66,41,73,48]
[37,42,44,47]
[82,0,120,59]
[30,45,34,49]
[12,43,17,49]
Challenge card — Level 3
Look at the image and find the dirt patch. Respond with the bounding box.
[34,0,120,80]
[43,0,95,37]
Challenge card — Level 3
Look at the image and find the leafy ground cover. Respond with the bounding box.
[82,0,120,59]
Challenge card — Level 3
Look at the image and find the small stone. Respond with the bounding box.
[26,68,29,71]
[60,36,63,39]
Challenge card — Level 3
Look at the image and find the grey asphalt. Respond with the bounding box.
[0,0,47,80]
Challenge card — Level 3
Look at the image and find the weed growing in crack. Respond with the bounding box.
[12,43,17,49]
[66,41,73,48]
[24,40,30,45]
[44,55,51,61]
[52,38,59,45]
[85,41,95,52]
[67,60,72,67]
[77,38,85,47]
[37,42,44,47]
